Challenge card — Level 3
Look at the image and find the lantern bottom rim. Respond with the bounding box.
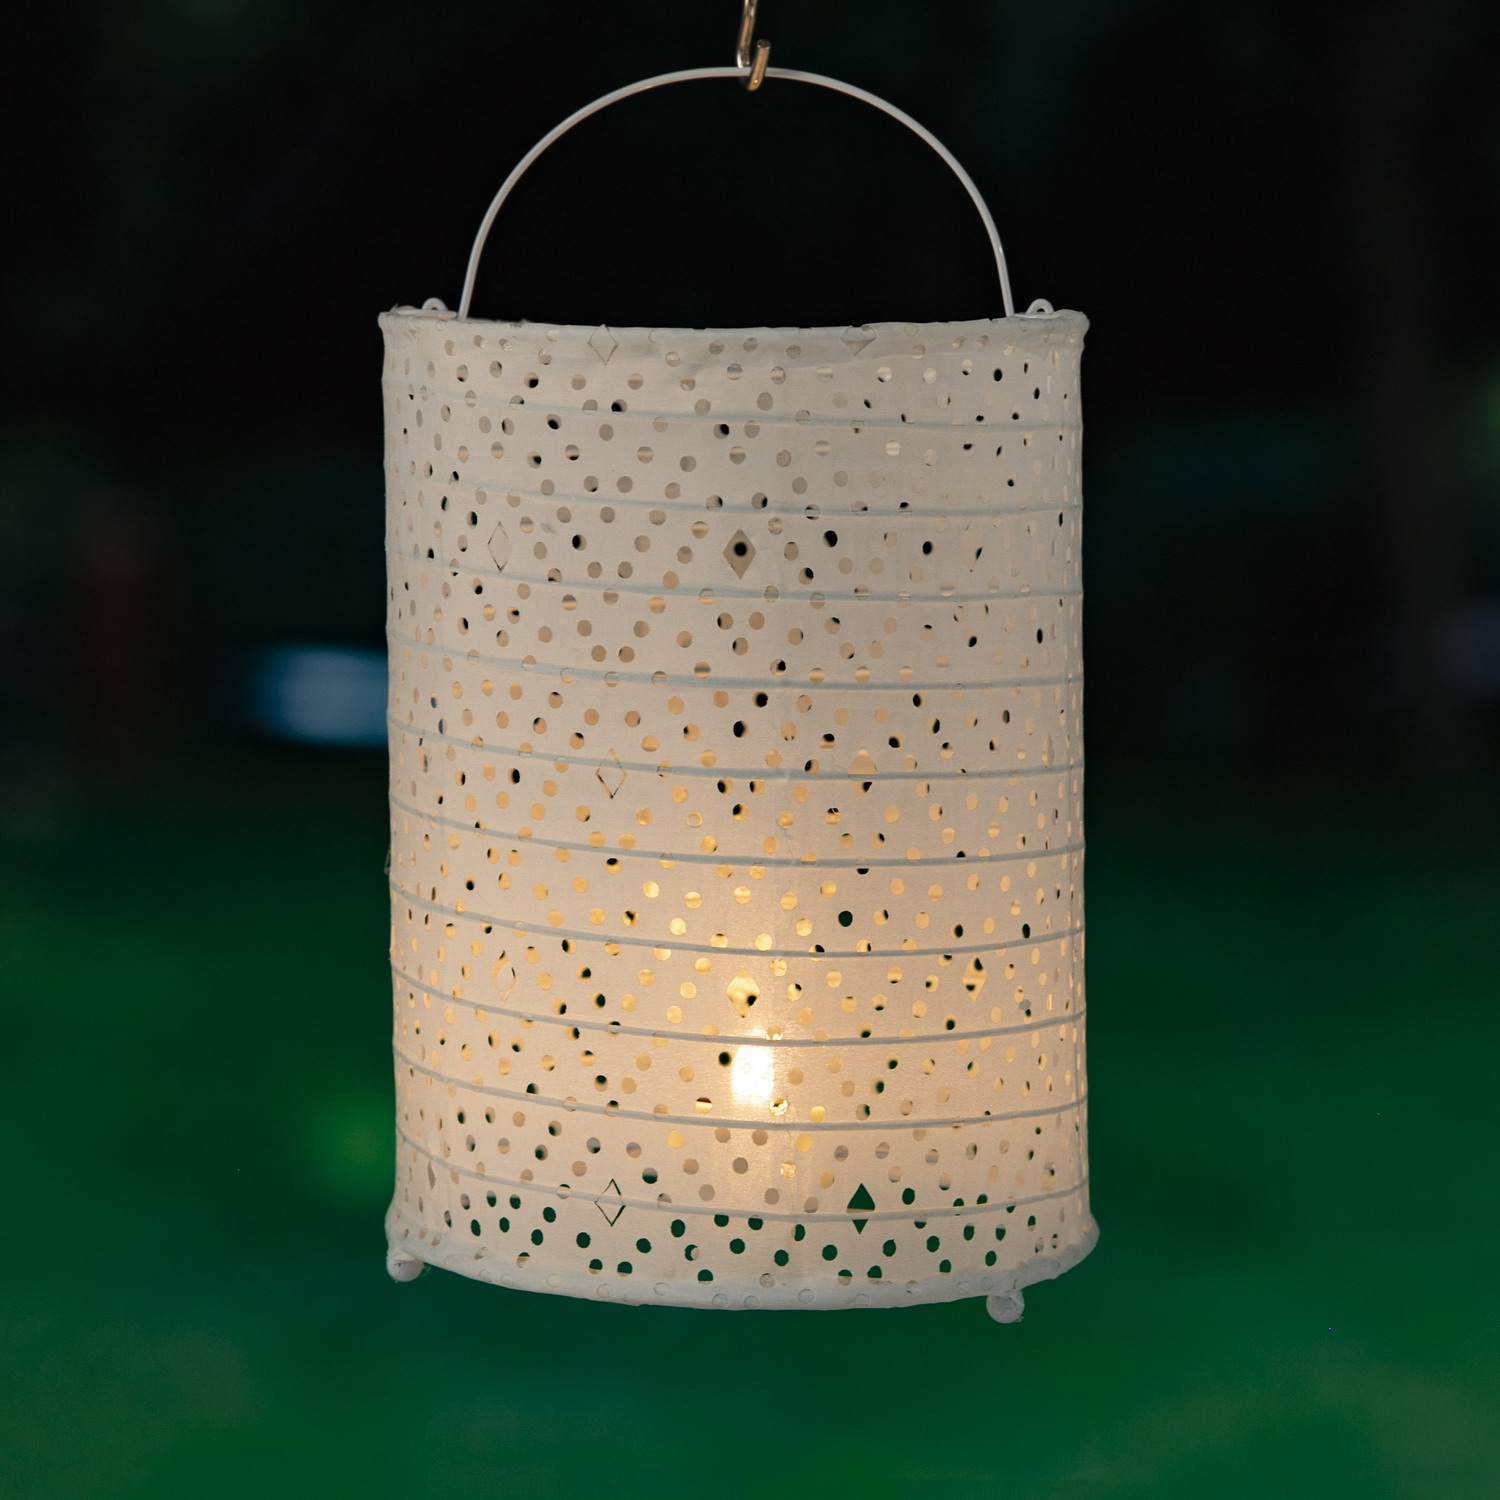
[385,1203,1097,1312]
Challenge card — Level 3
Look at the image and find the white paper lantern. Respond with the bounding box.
[382,58,1095,1320]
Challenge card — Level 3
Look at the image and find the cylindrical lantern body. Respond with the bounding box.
[383,312,1094,1309]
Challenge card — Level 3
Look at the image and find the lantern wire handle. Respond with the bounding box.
[454,66,1016,321]
[736,0,771,89]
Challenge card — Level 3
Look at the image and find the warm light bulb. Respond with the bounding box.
[728,1042,776,1112]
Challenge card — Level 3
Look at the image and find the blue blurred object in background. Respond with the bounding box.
[246,646,386,748]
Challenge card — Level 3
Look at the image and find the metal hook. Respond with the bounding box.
[736,0,771,90]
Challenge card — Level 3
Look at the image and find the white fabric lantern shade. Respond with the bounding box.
[382,68,1095,1317]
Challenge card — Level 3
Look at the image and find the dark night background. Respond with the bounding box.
[2,2,1498,1496]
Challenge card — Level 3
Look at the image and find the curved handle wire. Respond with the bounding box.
[456,65,1015,321]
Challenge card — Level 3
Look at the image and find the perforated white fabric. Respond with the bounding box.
[381,311,1095,1311]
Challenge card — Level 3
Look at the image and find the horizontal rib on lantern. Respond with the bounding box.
[382,312,1095,1309]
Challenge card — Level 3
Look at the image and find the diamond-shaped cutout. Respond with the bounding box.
[724,530,755,579]
[725,970,759,1018]
[487,520,511,573]
[847,1182,876,1233]
[847,747,878,796]
[595,1178,626,1225]
[596,749,626,798]
[588,324,618,364]
[962,955,987,999]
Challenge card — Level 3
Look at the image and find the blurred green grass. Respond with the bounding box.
[1,752,1495,1499]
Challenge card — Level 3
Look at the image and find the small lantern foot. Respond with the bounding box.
[387,1247,424,1283]
[986,1291,1025,1324]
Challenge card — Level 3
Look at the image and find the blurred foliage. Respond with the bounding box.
[2,2,1499,1494]
[1,758,1497,1497]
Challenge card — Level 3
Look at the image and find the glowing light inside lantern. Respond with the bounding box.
[728,1041,776,1112]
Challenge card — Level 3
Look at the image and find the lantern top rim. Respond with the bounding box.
[380,308,1088,356]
